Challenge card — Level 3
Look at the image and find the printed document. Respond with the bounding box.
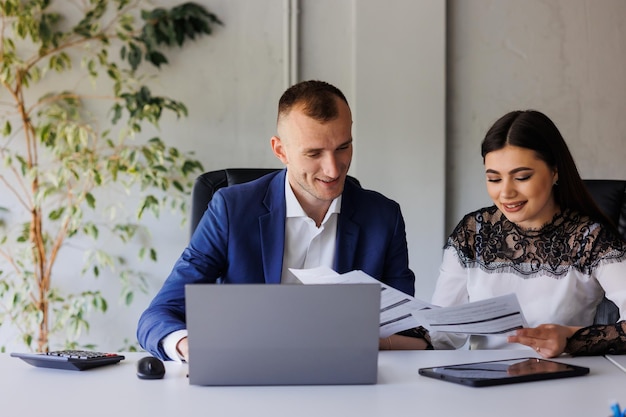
[413,293,528,335]
[290,267,527,337]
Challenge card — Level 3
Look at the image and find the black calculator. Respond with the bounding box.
[11,350,125,371]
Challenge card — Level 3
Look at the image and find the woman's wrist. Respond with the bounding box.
[396,326,434,350]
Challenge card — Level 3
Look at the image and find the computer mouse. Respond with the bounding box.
[137,356,166,380]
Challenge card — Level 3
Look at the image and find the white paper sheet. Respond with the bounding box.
[289,267,528,338]
[290,267,432,337]
[413,293,528,335]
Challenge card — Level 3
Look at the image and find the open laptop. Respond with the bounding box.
[185,283,381,386]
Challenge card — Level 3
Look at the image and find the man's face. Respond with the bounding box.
[271,98,353,213]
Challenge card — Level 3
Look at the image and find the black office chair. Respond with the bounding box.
[583,179,626,324]
[190,168,362,236]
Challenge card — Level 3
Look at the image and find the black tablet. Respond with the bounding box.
[418,357,589,387]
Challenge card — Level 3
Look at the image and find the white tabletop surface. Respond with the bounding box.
[2,350,624,417]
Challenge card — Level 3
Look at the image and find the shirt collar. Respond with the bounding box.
[284,173,342,221]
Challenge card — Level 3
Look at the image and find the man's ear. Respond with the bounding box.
[271,136,288,164]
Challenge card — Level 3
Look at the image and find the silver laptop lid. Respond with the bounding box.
[185,283,381,386]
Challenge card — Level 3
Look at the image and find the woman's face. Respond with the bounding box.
[484,145,559,230]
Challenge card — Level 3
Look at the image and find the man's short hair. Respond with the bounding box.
[277,80,349,123]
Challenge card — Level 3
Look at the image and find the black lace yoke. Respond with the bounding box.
[445,206,626,278]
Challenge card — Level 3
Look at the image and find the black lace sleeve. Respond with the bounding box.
[564,321,626,356]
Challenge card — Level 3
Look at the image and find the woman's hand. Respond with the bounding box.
[379,334,431,350]
[507,324,580,358]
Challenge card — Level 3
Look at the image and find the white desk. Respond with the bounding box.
[2,350,624,417]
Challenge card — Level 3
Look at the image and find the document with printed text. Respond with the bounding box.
[413,293,528,335]
[290,267,528,337]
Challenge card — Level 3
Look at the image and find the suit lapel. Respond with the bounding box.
[260,169,287,283]
[334,180,360,273]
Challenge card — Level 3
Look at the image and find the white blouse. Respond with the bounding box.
[430,206,626,351]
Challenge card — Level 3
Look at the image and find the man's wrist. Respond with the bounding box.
[176,336,188,361]
[161,329,188,361]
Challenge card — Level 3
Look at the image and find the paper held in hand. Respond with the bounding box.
[289,267,528,338]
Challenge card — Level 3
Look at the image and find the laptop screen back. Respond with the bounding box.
[185,283,381,386]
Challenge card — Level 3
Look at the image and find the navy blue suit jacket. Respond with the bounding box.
[137,169,415,359]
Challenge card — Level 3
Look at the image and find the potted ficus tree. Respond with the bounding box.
[0,0,221,352]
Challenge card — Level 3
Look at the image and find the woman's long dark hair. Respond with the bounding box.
[481,110,614,229]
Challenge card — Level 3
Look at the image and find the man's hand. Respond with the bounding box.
[507,324,580,357]
[176,337,189,361]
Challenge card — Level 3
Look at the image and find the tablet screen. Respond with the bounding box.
[418,357,589,387]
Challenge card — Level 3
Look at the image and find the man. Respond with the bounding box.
[137,80,428,361]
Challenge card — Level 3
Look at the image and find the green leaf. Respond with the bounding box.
[127,42,142,70]
[146,51,168,67]
[125,291,133,306]
[136,195,159,219]
[49,207,65,220]
[84,223,99,239]
[111,103,123,124]
[1,121,11,136]
[85,192,96,209]
[173,180,184,192]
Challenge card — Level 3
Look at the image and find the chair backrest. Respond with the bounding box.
[583,179,626,324]
[190,168,361,236]
[190,168,280,236]
[583,180,626,240]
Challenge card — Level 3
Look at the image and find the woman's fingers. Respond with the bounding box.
[507,324,569,358]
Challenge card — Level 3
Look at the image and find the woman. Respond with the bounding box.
[431,110,626,357]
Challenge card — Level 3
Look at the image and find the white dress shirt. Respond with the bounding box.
[281,175,340,283]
